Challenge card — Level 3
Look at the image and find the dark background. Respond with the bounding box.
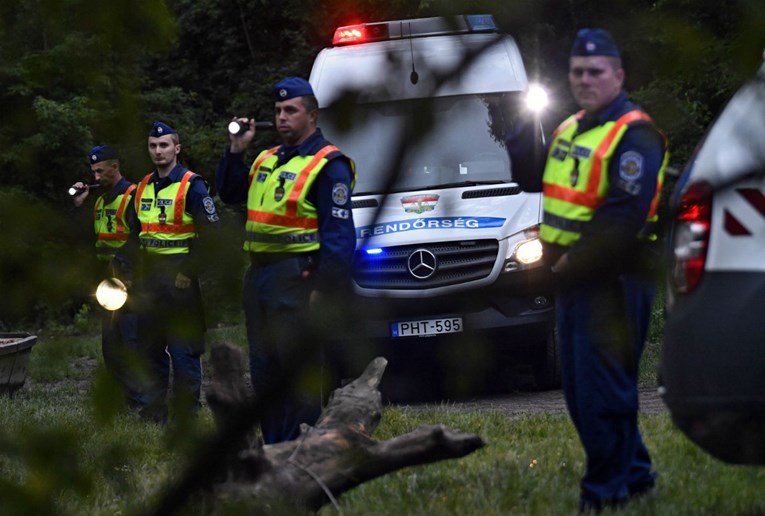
[1,0,763,328]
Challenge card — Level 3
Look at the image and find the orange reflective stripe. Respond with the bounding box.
[550,110,585,141]
[139,223,197,233]
[286,145,337,218]
[543,183,603,208]
[114,183,136,234]
[174,171,194,223]
[135,173,151,212]
[246,210,319,229]
[586,111,652,200]
[97,233,130,241]
[248,147,279,188]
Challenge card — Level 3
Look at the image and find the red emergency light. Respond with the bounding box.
[333,25,367,45]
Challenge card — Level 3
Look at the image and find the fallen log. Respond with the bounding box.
[204,342,486,512]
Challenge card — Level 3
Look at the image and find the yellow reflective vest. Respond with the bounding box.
[134,171,198,255]
[540,110,668,247]
[93,183,137,262]
[244,144,354,253]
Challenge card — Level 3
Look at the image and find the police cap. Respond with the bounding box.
[273,77,314,102]
[88,145,118,165]
[570,28,621,58]
[149,121,177,137]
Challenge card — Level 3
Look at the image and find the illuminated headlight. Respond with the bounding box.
[525,84,549,113]
[96,278,128,311]
[514,238,544,265]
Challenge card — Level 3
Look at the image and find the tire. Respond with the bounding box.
[532,326,561,390]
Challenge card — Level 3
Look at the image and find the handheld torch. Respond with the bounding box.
[68,183,101,196]
[228,120,275,135]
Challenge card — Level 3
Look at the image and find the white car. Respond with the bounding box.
[661,60,765,464]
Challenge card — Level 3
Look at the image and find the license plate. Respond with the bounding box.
[391,317,463,337]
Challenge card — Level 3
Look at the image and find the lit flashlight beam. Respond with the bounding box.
[96,278,128,311]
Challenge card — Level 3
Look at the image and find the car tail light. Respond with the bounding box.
[672,181,713,293]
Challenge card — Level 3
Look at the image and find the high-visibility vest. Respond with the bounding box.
[540,110,668,247]
[93,183,137,261]
[244,144,355,253]
[134,171,198,254]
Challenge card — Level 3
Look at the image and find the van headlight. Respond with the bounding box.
[502,227,544,273]
[515,238,543,265]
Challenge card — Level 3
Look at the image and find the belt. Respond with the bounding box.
[249,252,302,267]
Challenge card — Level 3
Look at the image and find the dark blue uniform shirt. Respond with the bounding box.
[215,128,356,291]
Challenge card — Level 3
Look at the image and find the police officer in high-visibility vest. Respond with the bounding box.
[506,30,668,511]
[70,145,146,407]
[127,121,220,423]
[215,77,356,444]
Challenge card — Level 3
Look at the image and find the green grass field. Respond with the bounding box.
[1,304,764,515]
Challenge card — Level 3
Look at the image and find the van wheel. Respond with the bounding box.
[532,326,561,390]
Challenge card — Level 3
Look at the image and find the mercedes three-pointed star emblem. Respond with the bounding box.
[407,249,437,279]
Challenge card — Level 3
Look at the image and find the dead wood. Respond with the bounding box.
[204,342,485,512]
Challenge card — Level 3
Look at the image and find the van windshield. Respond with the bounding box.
[320,93,522,195]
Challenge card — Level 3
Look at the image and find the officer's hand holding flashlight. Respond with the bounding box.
[70,181,90,207]
[228,117,256,153]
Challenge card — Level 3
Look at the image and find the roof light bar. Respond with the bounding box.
[332,14,497,46]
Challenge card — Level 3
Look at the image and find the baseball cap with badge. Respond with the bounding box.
[570,28,621,58]
[273,77,314,101]
[88,145,118,165]
[149,121,177,137]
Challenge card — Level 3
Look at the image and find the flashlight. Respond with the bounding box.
[68,183,101,196]
[228,120,275,135]
[524,84,549,113]
[95,277,128,311]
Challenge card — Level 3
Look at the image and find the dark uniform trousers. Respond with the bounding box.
[136,256,205,422]
[243,253,324,444]
[101,306,146,407]
[556,272,657,503]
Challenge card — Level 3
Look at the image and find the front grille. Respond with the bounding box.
[354,239,499,290]
[461,186,521,199]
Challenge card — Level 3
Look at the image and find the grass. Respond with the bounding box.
[2,306,764,515]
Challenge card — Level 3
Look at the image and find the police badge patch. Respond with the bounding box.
[619,151,644,182]
[203,196,216,215]
[332,183,349,205]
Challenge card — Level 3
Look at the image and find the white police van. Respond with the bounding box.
[661,60,765,464]
[309,15,557,397]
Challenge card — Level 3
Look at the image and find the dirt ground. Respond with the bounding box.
[400,385,668,417]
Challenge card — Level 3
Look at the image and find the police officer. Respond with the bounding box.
[70,145,145,407]
[506,30,667,511]
[127,121,220,423]
[215,77,356,444]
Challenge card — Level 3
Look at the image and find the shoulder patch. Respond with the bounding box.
[331,207,350,220]
[203,196,217,215]
[331,183,349,206]
[619,151,644,182]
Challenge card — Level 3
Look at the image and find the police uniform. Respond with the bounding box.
[216,78,356,444]
[507,30,668,510]
[86,145,144,407]
[128,122,220,422]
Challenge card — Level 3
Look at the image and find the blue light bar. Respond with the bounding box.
[365,248,383,255]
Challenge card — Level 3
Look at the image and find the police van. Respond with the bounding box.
[309,14,557,397]
[661,61,765,464]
